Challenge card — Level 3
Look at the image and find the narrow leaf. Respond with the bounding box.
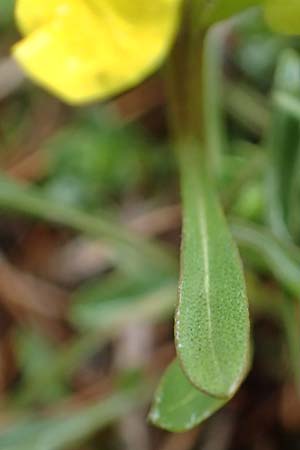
[232,221,300,298]
[149,360,225,432]
[0,383,151,450]
[176,142,250,398]
[266,50,300,242]
[280,298,300,390]
[0,175,175,274]
[71,273,177,331]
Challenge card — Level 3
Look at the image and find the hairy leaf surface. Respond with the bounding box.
[176,142,250,398]
[149,360,225,432]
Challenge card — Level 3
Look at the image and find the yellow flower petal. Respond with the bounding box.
[12,0,181,104]
[15,0,65,34]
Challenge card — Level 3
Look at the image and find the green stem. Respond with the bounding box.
[165,7,210,185]
[203,25,229,178]
[166,27,204,147]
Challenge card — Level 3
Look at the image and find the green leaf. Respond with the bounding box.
[0,0,14,29]
[264,0,300,35]
[149,360,226,432]
[199,0,263,27]
[232,221,300,298]
[0,174,175,275]
[280,297,300,389]
[10,274,176,409]
[43,111,173,210]
[70,273,177,331]
[0,382,151,450]
[15,332,67,406]
[176,142,250,399]
[266,50,300,242]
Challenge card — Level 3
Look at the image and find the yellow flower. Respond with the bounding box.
[12,0,181,104]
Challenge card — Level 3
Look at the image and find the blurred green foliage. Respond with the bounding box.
[0,0,14,30]
[43,111,174,209]
[0,2,300,448]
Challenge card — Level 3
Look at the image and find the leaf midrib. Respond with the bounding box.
[197,184,225,390]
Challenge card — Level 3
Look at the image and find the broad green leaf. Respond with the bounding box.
[264,0,300,35]
[149,360,225,432]
[176,142,250,399]
[266,50,300,242]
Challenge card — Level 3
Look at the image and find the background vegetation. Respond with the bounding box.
[0,3,300,449]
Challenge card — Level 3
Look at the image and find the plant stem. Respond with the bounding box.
[166,18,204,147]
[165,5,212,193]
